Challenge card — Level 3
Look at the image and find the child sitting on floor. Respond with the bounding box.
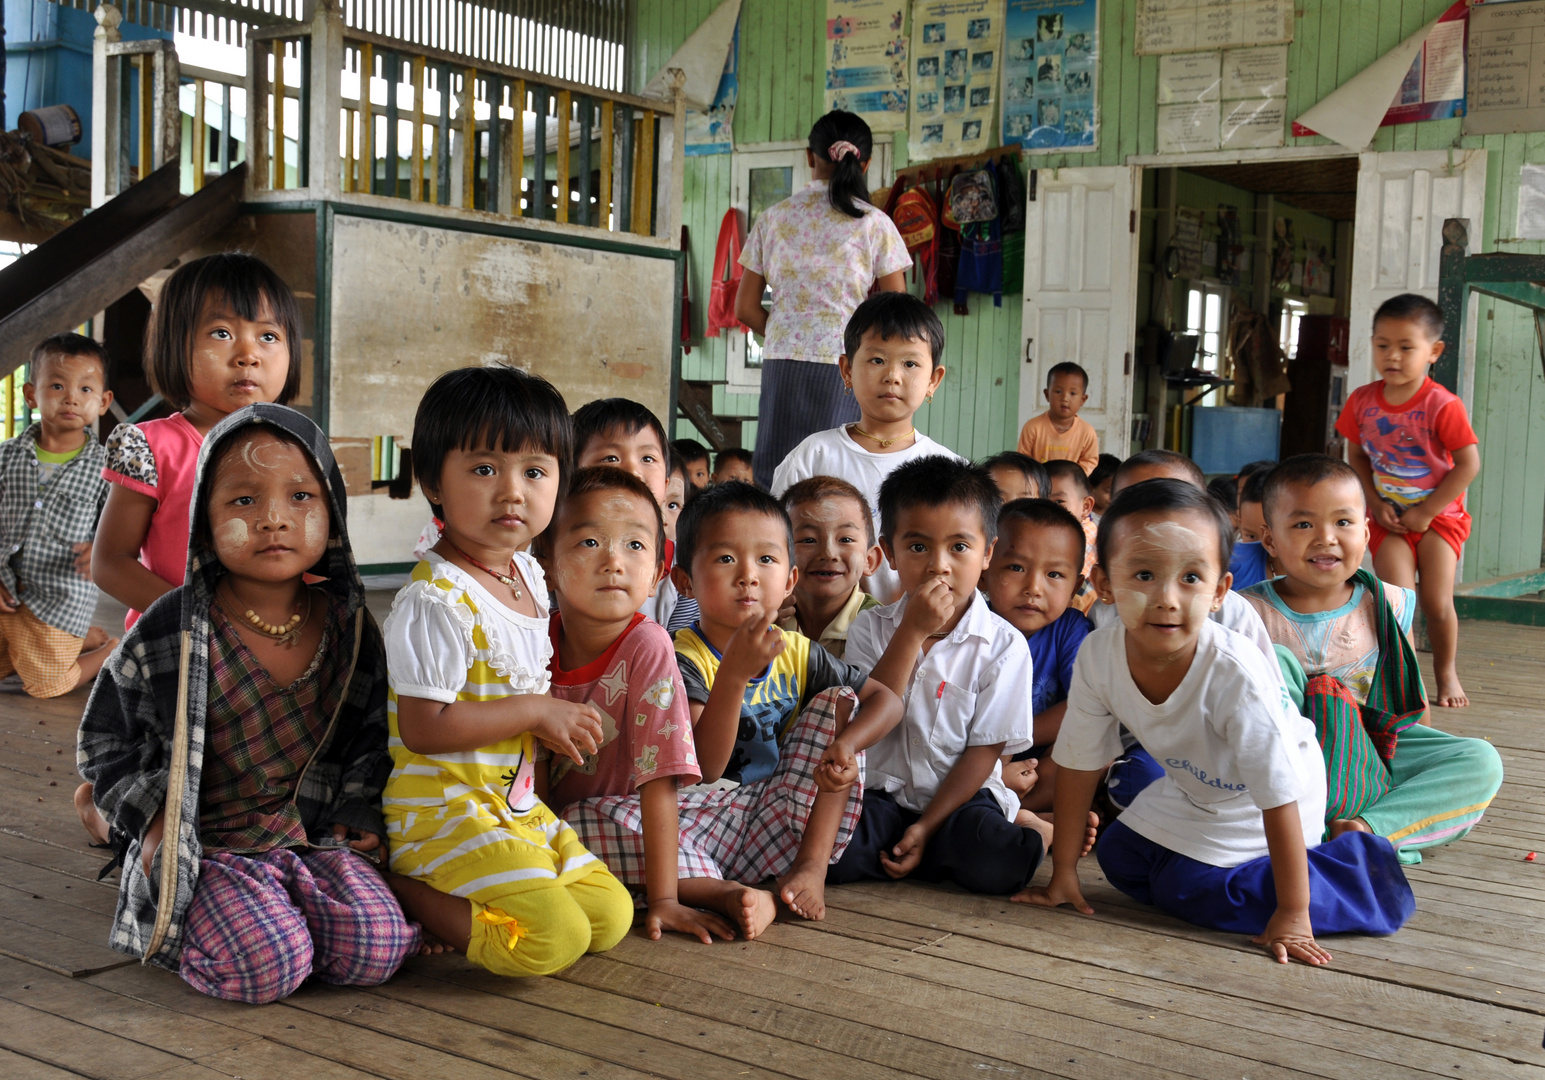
[1229,467,1272,591]
[772,292,961,604]
[666,482,902,922]
[829,457,1095,894]
[711,448,756,487]
[980,450,1047,504]
[778,476,883,661]
[1044,459,1097,613]
[1017,362,1100,473]
[1242,455,1502,864]
[1019,479,1415,962]
[382,366,633,979]
[78,404,418,1003]
[986,498,1093,816]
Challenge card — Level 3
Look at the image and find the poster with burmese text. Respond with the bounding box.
[908,0,1003,159]
[826,0,910,132]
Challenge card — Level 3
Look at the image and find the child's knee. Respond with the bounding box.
[578,871,636,954]
[318,909,420,987]
[1456,736,1504,794]
[467,875,631,978]
[180,920,314,1004]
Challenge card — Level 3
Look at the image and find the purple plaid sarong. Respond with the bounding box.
[178,847,419,1004]
[565,686,863,886]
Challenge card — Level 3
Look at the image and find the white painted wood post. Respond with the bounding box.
[91,3,122,206]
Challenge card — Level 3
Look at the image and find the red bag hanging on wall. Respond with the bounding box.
[706,208,749,337]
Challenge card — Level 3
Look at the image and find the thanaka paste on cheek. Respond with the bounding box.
[214,517,248,558]
[303,505,326,548]
[1110,519,1219,633]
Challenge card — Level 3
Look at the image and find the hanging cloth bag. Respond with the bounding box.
[706,208,749,337]
[889,185,941,306]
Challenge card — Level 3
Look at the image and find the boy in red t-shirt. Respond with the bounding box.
[1335,293,1480,708]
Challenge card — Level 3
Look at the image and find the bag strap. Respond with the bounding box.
[1352,567,1427,755]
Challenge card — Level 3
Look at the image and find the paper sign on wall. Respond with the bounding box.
[908,0,1003,159]
[826,0,910,133]
[1157,46,1285,151]
[1465,0,1545,136]
[1001,0,1098,153]
[685,18,739,155]
[1136,0,1292,55]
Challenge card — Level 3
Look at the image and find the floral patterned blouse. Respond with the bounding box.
[739,180,912,364]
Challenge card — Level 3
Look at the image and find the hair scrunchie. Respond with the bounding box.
[827,140,860,162]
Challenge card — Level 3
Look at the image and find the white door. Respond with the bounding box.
[1019,166,1139,457]
[1349,149,1487,400]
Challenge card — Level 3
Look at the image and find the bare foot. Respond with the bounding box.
[74,783,110,845]
[1031,810,1101,857]
[416,929,456,955]
[1433,671,1469,708]
[82,626,109,651]
[776,861,828,920]
[1017,809,1054,850]
[730,884,778,940]
[1327,817,1373,840]
[1002,757,1038,800]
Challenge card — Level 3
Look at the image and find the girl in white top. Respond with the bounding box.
[1018,480,1413,964]
[772,291,962,604]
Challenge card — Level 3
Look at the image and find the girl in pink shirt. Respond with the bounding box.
[94,254,301,628]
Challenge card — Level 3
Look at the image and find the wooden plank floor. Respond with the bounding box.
[1,617,1541,1079]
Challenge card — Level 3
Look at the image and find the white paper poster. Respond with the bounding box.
[1157,45,1285,150]
[827,0,911,133]
[1466,0,1545,136]
[1157,52,1221,103]
[1157,100,1220,153]
[908,0,1003,159]
[1136,0,1292,55]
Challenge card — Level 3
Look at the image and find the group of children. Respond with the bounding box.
[0,249,1496,1003]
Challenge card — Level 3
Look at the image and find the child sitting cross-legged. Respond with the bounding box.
[664,482,903,922]
[1242,455,1502,864]
[777,476,883,661]
[829,458,1095,894]
[985,498,1093,819]
[1018,479,1415,963]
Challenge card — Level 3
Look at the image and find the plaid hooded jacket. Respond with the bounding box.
[77,404,391,970]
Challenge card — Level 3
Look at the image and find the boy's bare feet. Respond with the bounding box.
[82,626,109,651]
[74,782,111,845]
[1433,670,1468,708]
[1020,810,1100,857]
[415,929,456,956]
[776,859,829,920]
[1327,816,1373,840]
[1003,757,1038,800]
[729,884,778,939]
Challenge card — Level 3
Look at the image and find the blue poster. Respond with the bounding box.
[1001,0,1097,153]
[686,18,739,156]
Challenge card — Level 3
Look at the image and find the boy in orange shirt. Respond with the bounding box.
[1017,362,1099,473]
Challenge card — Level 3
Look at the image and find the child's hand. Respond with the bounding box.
[1398,506,1434,535]
[0,584,16,613]
[1371,500,1406,534]
[901,576,956,639]
[330,823,384,857]
[534,700,605,766]
[815,736,860,792]
[646,898,737,944]
[720,608,786,681]
[73,541,94,581]
[1253,907,1332,965]
[879,822,928,878]
[1012,868,1093,914]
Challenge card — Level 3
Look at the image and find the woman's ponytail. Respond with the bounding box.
[809,110,873,219]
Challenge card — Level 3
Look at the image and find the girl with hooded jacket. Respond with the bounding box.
[78,403,419,1004]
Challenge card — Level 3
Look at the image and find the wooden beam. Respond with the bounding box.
[555,89,571,224]
[411,55,425,201]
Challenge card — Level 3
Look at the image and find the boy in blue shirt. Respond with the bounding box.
[1229,467,1273,590]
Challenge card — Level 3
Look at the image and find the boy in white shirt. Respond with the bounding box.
[828,457,1094,894]
[1018,479,1413,962]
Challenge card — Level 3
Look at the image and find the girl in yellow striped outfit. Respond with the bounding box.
[382,366,632,976]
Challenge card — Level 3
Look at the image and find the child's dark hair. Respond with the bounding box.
[413,365,572,517]
[145,252,302,409]
[999,498,1085,561]
[1206,475,1238,513]
[1261,454,1365,522]
[1097,478,1233,574]
[1373,292,1444,341]
[1044,459,1091,499]
[671,437,710,468]
[1236,459,1276,486]
[572,398,668,461]
[31,332,109,378]
[782,475,875,546]
[979,450,1048,499]
[715,447,754,471]
[675,481,792,574]
[1112,448,1205,494]
[557,465,666,560]
[1240,468,1269,507]
[1046,361,1089,391]
[878,456,1000,544]
[843,291,946,367]
[1088,453,1121,490]
[808,109,873,219]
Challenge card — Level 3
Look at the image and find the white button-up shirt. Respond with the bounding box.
[847,592,1034,819]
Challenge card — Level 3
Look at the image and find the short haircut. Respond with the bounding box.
[1097,477,1233,573]
[31,333,109,379]
[412,365,573,517]
[1044,459,1091,498]
[878,456,1001,544]
[1261,453,1365,522]
[1206,475,1238,513]
[675,480,793,575]
[979,450,1049,499]
[666,454,689,483]
[1046,361,1089,390]
[1237,459,1277,485]
[714,447,753,471]
[572,398,668,460]
[1373,292,1444,341]
[558,465,666,558]
[781,475,876,546]
[998,497,1086,560]
[1088,453,1121,489]
[842,290,946,367]
[671,437,710,467]
[145,252,302,409]
[1240,468,1269,506]
[1112,449,1205,493]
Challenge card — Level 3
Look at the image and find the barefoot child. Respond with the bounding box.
[829,458,1090,893]
[1336,294,1479,708]
[980,451,1047,504]
[382,367,632,978]
[669,482,903,921]
[985,499,1092,817]
[1016,362,1099,473]
[772,291,960,603]
[77,405,418,1002]
[1243,455,1502,864]
[1020,479,1414,963]
[778,476,883,661]
[1,335,117,700]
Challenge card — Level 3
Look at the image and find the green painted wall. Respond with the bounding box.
[636,0,1545,579]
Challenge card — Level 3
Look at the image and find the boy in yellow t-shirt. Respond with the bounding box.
[1017,362,1099,473]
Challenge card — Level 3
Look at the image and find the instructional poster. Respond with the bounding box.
[1002,0,1098,152]
[908,0,1003,159]
[826,0,910,133]
[685,19,739,156]
[1385,0,1468,127]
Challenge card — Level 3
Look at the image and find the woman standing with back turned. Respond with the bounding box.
[737,111,913,490]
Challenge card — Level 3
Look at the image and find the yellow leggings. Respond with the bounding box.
[465,869,633,978]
